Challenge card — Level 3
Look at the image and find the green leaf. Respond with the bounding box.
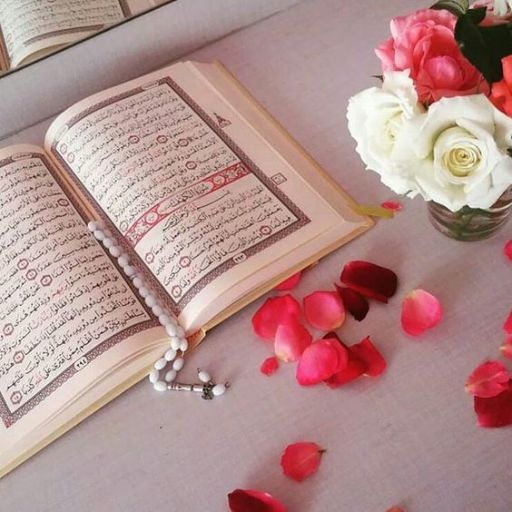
[454,14,512,83]
[467,6,487,24]
[430,0,469,17]
[455,14,495,83]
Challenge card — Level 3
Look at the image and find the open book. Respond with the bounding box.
[0,0,158,71]
[0,60,371,477]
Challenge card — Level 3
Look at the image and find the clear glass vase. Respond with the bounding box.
[427,187,512,241]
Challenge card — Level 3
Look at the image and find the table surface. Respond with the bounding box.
[2,1,512,511]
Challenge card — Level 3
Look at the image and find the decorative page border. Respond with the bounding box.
[50,76,310,315]
[0,153,157,428]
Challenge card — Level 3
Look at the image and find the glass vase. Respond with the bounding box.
[427,187,512,242]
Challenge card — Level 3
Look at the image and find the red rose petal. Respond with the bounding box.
[465,361,511,398]
[296,338,348,386]
[340,261,398,303]
[280,442,325,482]
[260,356,279,376]
[274,318,312,362]
[504,240,512,261]
[500,336,512,360]
[381,200,403,212]
[228,489,287,512]
[474,380,512,428]
[252,294,301,340]
[401,289,443,336]
[336,285,369,321]
[503,310,512,335]
[303,291,345,330]
[324,334,385,387]
[350,336,386,377]
[275,271,302,291]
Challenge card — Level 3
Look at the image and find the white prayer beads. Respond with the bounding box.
[87,218,229,399]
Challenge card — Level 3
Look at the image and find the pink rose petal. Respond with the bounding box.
[274,317,312,362]
[474,380,512,428]
[296,338,348,386]
[340,261,398,303]
[401,289,443,336]
[350,336,386,377]
[228,489,287,512]
[280,442,325,482]
[303,291,345,331]
[336,285,369,321]
[381,200,403,212]
[252,294,301,340]
[505,240,512,262]
[503,310,512,335]
[275,271,302,291]
[260,356,279,376]
[465,361,511,398]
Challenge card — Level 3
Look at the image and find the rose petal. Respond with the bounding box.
[465,361,510,398]
[350,336,387,377]
[503,310,512,335]
[228,489,287,512]
[296,338,348,386]
[500,336,512,360]
[280,442,325,482]
[274,318,312,362]
[341,261,398,303]
[260,356,279,376]
[474,380,512,428]
[303,291,345,330]
[275,271,302,291]
[336,285,369,321]
[401,289,443,336]
[252,295,301,340]
[324,334,385,387]
[381,200,403,212]
[504,240,512,261]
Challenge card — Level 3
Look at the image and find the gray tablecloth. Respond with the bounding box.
[2,0,512,511]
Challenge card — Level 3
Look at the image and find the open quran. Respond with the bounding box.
[0,60,371,477]
[0,0,157,70]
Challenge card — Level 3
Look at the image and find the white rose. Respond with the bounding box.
[408,95,512,212]
[347,70,424,196]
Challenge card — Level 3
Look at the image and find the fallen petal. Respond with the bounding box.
[500,336,512,360]
[274,318,312,362]
[228,489,287,512]
[336,285,369,321]
[252,295,301,340]
[260,356,279,376]
[474,380,512,428]
[341,261,398,303]
[465,361,510,398]
[503,310,512,335]
[280,442,325,482]
[401,289,443,336]
[303,291,345,331]
[350,336,386,377]
[381,200,403,212]
[504,240,512,261]
[275,271,302,291]
[296,339,347,386]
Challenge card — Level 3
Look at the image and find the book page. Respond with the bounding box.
[45,62,370,333]
[0,144,164,450]
[0,0,130,68]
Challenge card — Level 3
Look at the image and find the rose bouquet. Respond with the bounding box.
[347,0,512,240]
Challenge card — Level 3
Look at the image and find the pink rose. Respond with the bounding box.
[376,8,488,104]
[491,55,512,115]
